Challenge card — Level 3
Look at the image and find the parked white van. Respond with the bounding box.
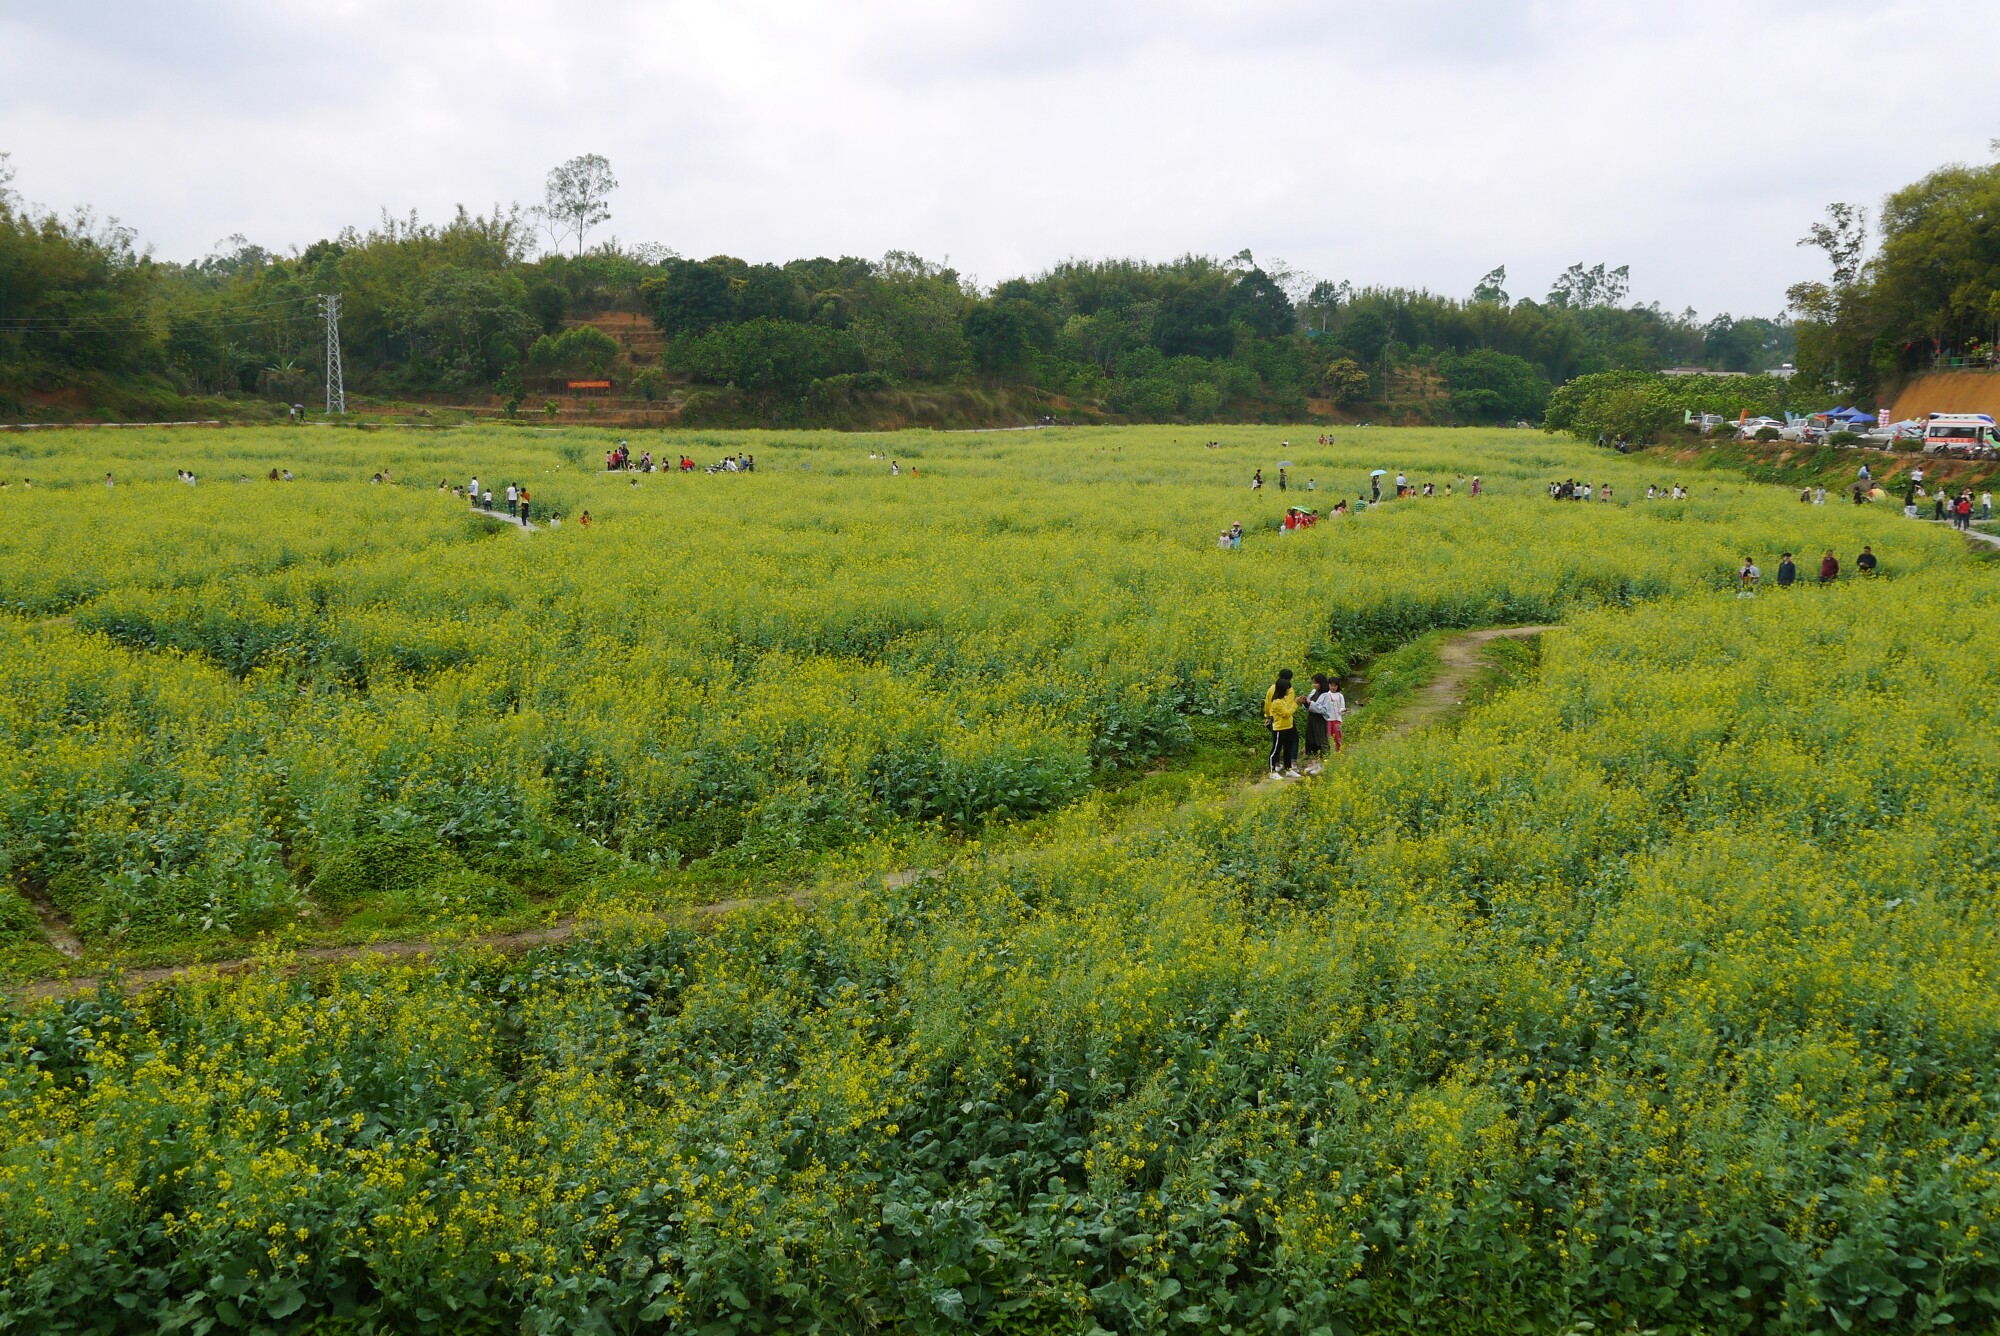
[1923,414,1999,458]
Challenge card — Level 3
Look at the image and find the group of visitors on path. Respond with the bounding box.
[1370,470,1479,502]
[1222,468,1487,547]
[1738,546,1878,592]
[1903,481,1991,529]
[451,474,579,527]
[1262,669,1346,778]
[604,440,746,474]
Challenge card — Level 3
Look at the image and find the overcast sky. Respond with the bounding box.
[3,0,1993,317]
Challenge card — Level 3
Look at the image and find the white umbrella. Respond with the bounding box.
[1277,460,1294,468]
[1369,468,1387,477]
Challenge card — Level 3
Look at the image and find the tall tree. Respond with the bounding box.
[1798,203,1868,287]
[534,154,618,256]
[1546,262,1630,310]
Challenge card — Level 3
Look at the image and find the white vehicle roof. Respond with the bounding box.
[1927,413,1994,424]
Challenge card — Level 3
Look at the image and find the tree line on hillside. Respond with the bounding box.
[1789,146,2000,402]
[0,149,1831,425]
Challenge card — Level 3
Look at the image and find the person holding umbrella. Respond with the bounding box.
[1370,468,1385,502]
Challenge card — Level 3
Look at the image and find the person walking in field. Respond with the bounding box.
[517,487,530,524]
[1738,556,1760,594]
[578,510,591,529]
[1983,490,1994,521]
[1776,552,1796,588]
[505,482,518,519]
[1470,475,1482,497]
[1819,549,1839,584]
[1252,468,1263,490]
[469,475,480,506]
[1264,669,1301,778]
[1857,545,1877,573]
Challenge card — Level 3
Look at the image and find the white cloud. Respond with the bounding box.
[3,0,1992,314]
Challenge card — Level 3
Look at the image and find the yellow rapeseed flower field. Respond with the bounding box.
[0,423,1992,1332]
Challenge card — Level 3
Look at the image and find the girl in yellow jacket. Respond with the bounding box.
[1263,669,1301,777]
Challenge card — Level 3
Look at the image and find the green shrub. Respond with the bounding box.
[308,833,461,910]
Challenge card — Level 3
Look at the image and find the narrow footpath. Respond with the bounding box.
[1371,625,1553,741]
[16,626,1556,1002]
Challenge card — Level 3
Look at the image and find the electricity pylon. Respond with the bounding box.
[319,293,346,414]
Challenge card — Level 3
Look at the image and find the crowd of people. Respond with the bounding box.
[1249,468,1484,505]
[1262,669,1347,778]
[1903,481,1992,529]
[1220,467,1491,547]
[1536,480,1696,500]
[603,440,751,474]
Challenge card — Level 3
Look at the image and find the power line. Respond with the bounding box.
[0,295,320,333]
[0,316,319,338]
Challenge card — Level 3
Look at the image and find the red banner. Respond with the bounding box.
[566,380,611,390]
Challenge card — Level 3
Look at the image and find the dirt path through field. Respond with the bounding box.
[14,626,1553,1003]
[16,891,810,1003]
[1372,625,1554,741]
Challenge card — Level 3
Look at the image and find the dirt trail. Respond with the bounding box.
[14,627,1555,1003]
[1372,625,1555,741]
[16,891,809,1004]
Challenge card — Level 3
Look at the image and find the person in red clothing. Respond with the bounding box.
[1819,549,1839,583]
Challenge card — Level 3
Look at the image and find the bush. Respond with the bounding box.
[1829,430,1862,446]
[308,833,461,909]
[1318,356,1372,404]
[1754,425,1782,441]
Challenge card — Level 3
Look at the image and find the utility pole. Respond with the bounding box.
[319,293,346,415]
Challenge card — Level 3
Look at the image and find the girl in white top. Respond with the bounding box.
[1307,677,1347,768]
